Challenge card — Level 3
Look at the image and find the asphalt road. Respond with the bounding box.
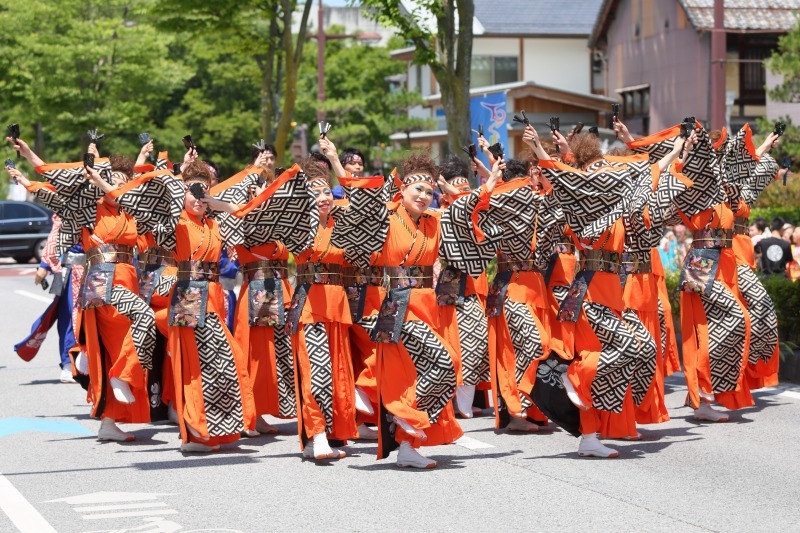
[1,264,799,533]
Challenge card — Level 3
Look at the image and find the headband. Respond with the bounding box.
[403,173,434,186]
[308,177,330,189]
[450,177,469,186]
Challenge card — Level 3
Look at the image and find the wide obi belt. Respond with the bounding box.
[369,265,435,344]
[62,251,86,267]
[176,260,219,282]
[168,261,220,329]
[733,217,749,236]
[578,250,623,274]
[621,253,652,274]
[342,266,385,287]
[241,260,287,328]
[556,250,622,323]
[86,244,135,269]
[295,262,342,285]
[691,228,732,249]
[81,245,134,309]
[497,258,541,274]
[140,247,176,268]
[241,259,289,284]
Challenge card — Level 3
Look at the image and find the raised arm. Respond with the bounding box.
[6,136,45,168]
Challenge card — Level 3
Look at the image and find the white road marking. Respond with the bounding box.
[14,289,53,304]
[74,502,170,513]
[17,269,34,275]
[455,436,495,450]
[0,471,58,533]
[47,492,176,505]
[82,509,179,520]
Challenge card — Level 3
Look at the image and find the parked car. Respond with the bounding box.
[0,200,54,263]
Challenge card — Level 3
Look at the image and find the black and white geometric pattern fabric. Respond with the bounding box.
[457,295,490,386]
[153,273,177,299]
[29,186,66,217]
[737,265,779,365]
[116,170,185,250]
[274,328,297,418]
[39,160,112,253]
[674,129,726,216]
[330,182,389,268]
[361,316,457,424]
[439,190,503,276]
[583,302,640,413]
[543,162,632,240]
[699,281,748,393]
[649,169,693,229]
[504,299,544,411]
[194,313,245,437]
[302,323,335,433]
[741,154,779,207]
[218,170,316,255]
[723,126,760,187]
[533,192,564,270]
[108,285,156,371]
[631,135,677,165]
[657,298,669,362]
[622,309,658,406]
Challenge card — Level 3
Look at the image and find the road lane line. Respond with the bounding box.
[13,289,53,304]
[82,509,179,520]
[0,472,57,533]
[74,502,169,513]
[455,436,495,450]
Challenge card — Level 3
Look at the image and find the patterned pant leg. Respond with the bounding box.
[194,313,245,437]
[700,281,747,393]
[274,327,297,418]
[622,309,658,406]
[737,265,779,365]
[398,321,457,424]
[657,298,668,364]
[457,295,490,386]
[583,303,641,413]
[301,323,334,432]
[108,286,156,370]
[503,299,544,410]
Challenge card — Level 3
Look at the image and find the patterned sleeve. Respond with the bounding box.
[672,129,725,216]
[742,153,779,207]
[627,124,682,165]
[220,165,314,255]
[211,166,263,204]
[40,215,62,272]
[330,176,389,260]
[24,181,65,215]
[109,169,185,250]
[439,188,505,276]
[539,159,632,240]
[723,124,760,187]
[533,191,565,270]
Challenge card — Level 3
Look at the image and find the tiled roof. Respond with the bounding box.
[678,0,800,32]
[473,0,605,36]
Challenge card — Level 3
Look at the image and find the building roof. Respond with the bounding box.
[424,80,617,108]
[473,0,605,37]
[592,0,800,45]
[677,0,800,32]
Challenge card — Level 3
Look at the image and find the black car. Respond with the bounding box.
[0,200,53,263]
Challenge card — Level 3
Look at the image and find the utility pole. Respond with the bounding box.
[710,0,726,128]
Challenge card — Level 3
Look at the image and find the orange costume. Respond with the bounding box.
[167,212,256,445]
[36,159,156,425]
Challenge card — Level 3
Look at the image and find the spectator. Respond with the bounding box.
[673,224,690,268]
[751,217,769,247]
[754,217,793,276]
[781,222,794,242]
[658,230,679,272]
[788,226,800,281]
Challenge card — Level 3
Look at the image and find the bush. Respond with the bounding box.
[750,206,800,226]
[761,275,800,344]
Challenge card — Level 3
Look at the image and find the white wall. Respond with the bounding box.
[522,38,592,93]
[473,37,520,57]
[766,71,800,123]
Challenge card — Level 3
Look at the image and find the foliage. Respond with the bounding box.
[767,26,800,104]
[753,116,800,211]
[357,0,474,156]
[0,0,190,172]
[294,33,434,165]
[750,206,800,226]
[761,275,800,345]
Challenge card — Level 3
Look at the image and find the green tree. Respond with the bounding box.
[151,0,313,163]
[358,0,474,157]
[0,0,191,168]
[293,33,434,161]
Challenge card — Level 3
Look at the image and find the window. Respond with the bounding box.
[470,56,519,87]
[618,86,650,136]
[4,203,34,220]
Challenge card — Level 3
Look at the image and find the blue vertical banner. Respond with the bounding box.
[470,92,508,182]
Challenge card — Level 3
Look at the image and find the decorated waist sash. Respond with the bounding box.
[733,217,749,236]
[544,242,576,286]
[370,265,435,344]
[343,266,384,324]
[168,261,220,328]
[691,228,733,249]
[242,260,288,327]
[557,250,623,323]
[81,245,135,309]
[435,261,468,307]
[285,262,343,334]
[138,247,176,304]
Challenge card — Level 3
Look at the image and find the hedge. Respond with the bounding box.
[750,206,800,225]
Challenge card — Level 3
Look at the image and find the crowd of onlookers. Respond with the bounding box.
[658,218,800,280]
